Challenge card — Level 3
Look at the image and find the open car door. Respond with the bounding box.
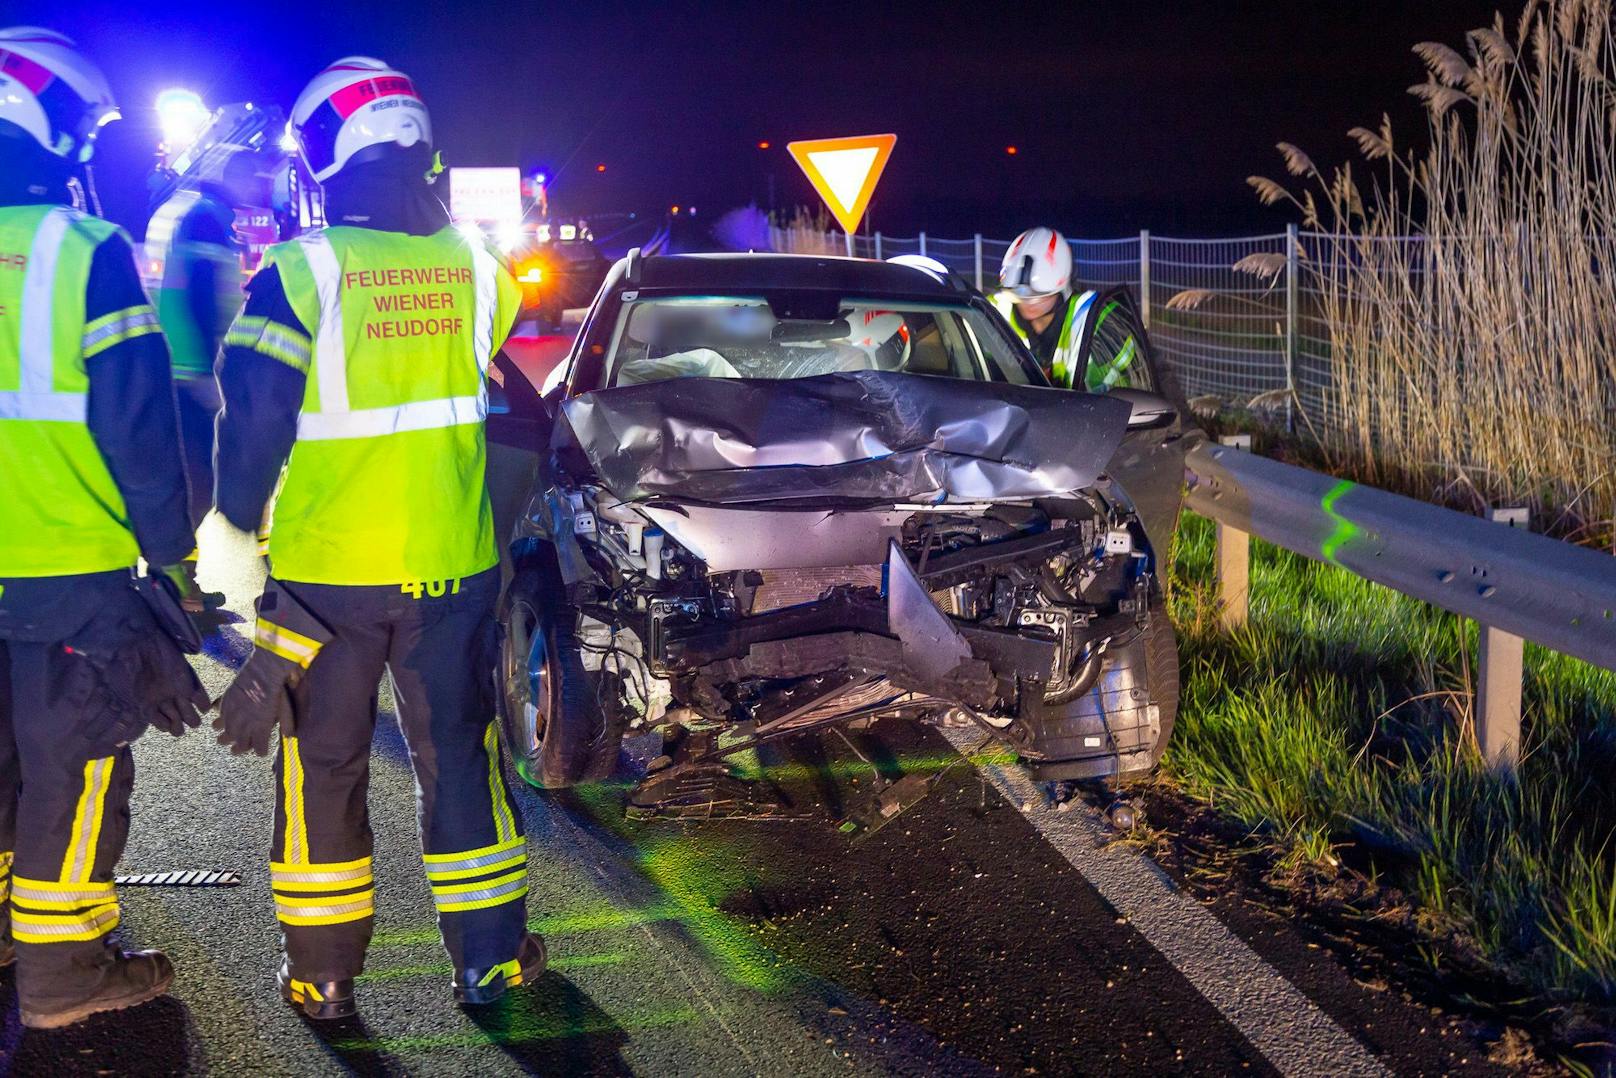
[1066,286,1197,560]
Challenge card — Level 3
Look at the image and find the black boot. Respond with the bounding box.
[20,948,173,1029]
[453,932,546,1006]
[277,957,356,1020]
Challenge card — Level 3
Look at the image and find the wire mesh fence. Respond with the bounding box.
[773,225,1435,444]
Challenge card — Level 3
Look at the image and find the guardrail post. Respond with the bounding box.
[1284,224,1298,434]
[1139,230,1151,329]
[974,233,984,290]
[875,231,883,260]
[1214,435,1253,631]
[1476,507,1528,771]
[918,231,928,257]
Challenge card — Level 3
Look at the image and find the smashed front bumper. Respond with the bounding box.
[662,541,1056,716]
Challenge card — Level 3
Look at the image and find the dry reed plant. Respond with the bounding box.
[768,205,844,255]
[1247,0,1616,537]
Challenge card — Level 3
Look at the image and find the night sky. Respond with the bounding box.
[12,0,1504,239]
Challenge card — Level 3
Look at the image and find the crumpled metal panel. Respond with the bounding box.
[560,370,1132,506]
[641,504,909,571]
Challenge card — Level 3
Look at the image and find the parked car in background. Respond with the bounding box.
[508,225,611,330]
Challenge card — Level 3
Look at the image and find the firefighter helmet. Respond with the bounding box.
[0,27,118,163]
[998,226,1072,300]
[289,56,431,183]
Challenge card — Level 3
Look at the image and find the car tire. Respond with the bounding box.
[1021,601,1179,783]
[498,543,625,788]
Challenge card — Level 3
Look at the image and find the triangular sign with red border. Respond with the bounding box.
[786,134,897,235]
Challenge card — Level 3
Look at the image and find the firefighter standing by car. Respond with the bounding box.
[0,27,210,1029]
[993,226,1138,391]
[210,57,541,1019]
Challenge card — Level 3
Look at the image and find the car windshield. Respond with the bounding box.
[607,295,1035,386]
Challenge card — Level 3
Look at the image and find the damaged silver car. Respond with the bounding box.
[486,251,1196,817]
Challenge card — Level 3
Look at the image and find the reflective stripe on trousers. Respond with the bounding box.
[10,757,121,945]
[293,233,500,443]
[0,208,84,422]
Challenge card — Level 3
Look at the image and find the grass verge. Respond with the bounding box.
[1162,512,1616,1006]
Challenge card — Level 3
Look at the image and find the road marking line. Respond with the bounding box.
[946,730,1388,1078]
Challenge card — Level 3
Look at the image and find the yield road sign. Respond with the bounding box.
[786,134,896,236]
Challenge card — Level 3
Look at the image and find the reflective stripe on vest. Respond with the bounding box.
[293,233,499,442]
[992,289,1091,389]
[0,209,84,422]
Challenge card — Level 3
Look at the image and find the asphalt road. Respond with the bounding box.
[0,519,1519,1077]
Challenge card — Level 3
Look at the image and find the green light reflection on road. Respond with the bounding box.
[326,1004,701,1052]
[371,905,686,949]
[728,748,1018,783]
[570,782,790,994]
[356,952,627,983]
[369,744,1014,998]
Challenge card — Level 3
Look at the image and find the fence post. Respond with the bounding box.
[1139,230,1151,328]
[875,231,883,260]
[974,233,984,290]
[1284,223,1298,434]
[918,231,927,258]
[1476,507,1528,771]
[1214,435,1253,631]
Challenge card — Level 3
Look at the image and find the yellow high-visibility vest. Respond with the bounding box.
[0,205,160,577]
[992,289,1086,389]
[257,225,520,585]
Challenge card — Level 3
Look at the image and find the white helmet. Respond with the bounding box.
[289,56,430,183]
[0,27,118,163]
[846,307,910,369]
[999,226,1072,299]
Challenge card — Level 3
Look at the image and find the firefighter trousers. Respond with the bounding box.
[269,567,527,982]
[0,572,145,1013]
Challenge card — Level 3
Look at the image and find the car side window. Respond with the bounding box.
[1084,297,1155,394]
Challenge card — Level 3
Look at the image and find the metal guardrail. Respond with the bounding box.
[1184,438,1616,768]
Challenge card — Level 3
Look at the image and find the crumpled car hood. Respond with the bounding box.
[558,370,1132,506]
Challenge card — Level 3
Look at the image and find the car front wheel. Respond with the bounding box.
[498,545,624,788]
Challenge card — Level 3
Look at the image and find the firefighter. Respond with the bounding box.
[993,226,1138,391]
[150,179,242,529]
[0,27,210,1029]
[211,57,541,1019]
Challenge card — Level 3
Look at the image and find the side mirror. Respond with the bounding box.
[1108,387,1177,430]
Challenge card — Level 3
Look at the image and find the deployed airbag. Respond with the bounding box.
[559,370,1132,505]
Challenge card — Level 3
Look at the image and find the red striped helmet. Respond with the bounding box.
[289,56,431,183]
[999,226,1072,299]
[0,27,118,163]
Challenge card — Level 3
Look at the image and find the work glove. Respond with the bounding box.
[214,579,332,756]
[156,560,226,614]
[63,603,211,750]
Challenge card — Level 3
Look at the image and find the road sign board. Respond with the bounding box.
[448,166,522,225]
[787,134,896,236]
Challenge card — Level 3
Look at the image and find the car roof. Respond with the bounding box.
[631,252,966,299]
